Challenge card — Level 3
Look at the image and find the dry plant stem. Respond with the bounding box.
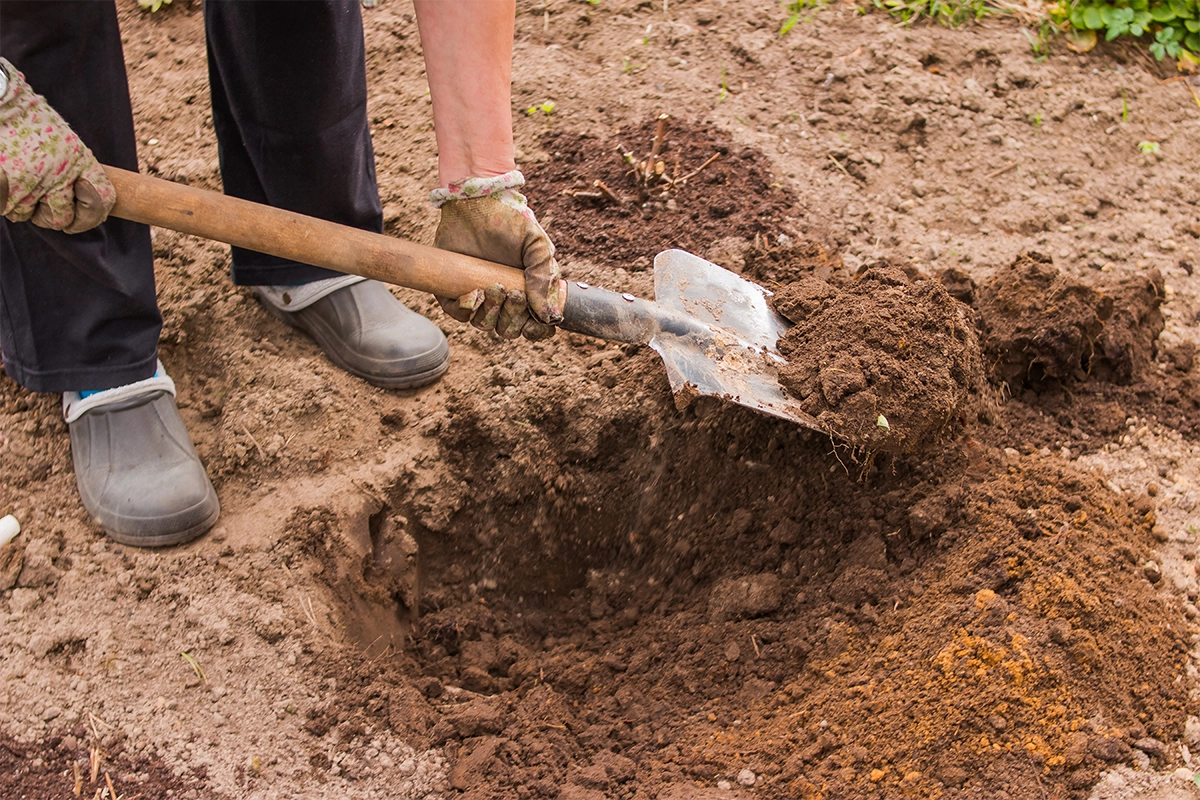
[828,153,854,180]
[593,179,623,204]
[676,152,720,184]
[241,422,267,460]
[645,114,669,182]
[985,161,1019,179]
[567,190,605,200]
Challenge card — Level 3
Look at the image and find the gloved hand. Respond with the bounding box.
[431,170,565,342]
[0,58,116,234]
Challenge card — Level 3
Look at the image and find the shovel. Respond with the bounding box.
[103,166,821,431]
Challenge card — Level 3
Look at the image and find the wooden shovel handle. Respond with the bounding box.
[103,165,526,299]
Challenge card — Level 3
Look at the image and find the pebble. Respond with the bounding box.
[0,515,19,547]
[10,588,41,615]
[1135,737,1167,758]
[1160,239,1178,252]
[736,768,756,786]
[1184,717,1200,746]
[1174,767,1195,782]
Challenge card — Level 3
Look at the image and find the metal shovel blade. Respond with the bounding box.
[648,249,822,431]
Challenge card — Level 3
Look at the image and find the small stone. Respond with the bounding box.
[708,574,782,622]
[1184,717,1200,745]
[736,768,756,786]
[716,780,732,790]
[1160,239,1177,252]
[1134,737,1167,758]
[9,587,41,614]
[1090,736,1132,763]
[912,179,928,197]
[41,706,62,721]
[1174,767,1195,783]
[1143,561,1163,584]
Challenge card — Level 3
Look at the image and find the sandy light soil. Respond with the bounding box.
[2,1,1200,799]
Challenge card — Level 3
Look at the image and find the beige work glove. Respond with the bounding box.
[431,170,565,342]
[0,58,115,234]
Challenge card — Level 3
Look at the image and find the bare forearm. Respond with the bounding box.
[413,0,517,186]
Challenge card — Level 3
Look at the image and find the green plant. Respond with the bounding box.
[1052,0,1200,59]
[1138,139,1161,153]
[1023,21,1055,59]
[780,0,829,33]
[525,101,556,116]
[718,64,730,101]
[137,0,171,11]
[870,0,991,26]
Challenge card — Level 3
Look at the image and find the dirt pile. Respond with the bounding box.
[770,263,987,454]
[974,252,1166,391]
[524,117,795,268]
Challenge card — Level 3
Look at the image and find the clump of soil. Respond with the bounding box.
[975,252,1166,390]
[770,264,986,454]
[524,118,794,268]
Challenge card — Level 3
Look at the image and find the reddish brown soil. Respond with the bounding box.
[771,263,986,454]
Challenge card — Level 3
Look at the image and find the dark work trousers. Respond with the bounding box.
[0,0,382,393]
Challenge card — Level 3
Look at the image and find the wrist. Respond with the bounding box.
[430,170,525,208]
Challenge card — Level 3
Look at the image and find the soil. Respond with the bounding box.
[524,118,794,268]
[771,263,986,453]
[3,1,1200,800]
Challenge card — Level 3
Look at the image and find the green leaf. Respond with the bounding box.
[1100,4,1117,24]
[1187,18,1200,29]
[1131,0,1149,9]
[1150,4,1178,21]
[1070,6,1087,27]
[1084,5,1106,28]
[1169,0,1195,17]
[781,12,800,34]
[1187,30,1200,49]
[1132,22,1145,33]
[1134,9,1154,24]
[1106,24,1124,38]
[1150,40,1166,57]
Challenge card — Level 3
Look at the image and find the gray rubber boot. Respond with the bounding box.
[69,391,219,547]
[260,280,450,389]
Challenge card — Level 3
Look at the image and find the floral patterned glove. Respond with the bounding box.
[0,58,116,234]
[431,170,565,342]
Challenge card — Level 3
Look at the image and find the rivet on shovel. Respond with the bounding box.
[622,293,636,302]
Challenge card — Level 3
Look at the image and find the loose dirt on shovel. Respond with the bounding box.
[771,263,988,454]
[3,2,1200,800]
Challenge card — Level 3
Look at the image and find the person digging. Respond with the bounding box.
[0,0,563,548]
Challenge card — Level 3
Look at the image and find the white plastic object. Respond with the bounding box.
[0,515,20,547]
